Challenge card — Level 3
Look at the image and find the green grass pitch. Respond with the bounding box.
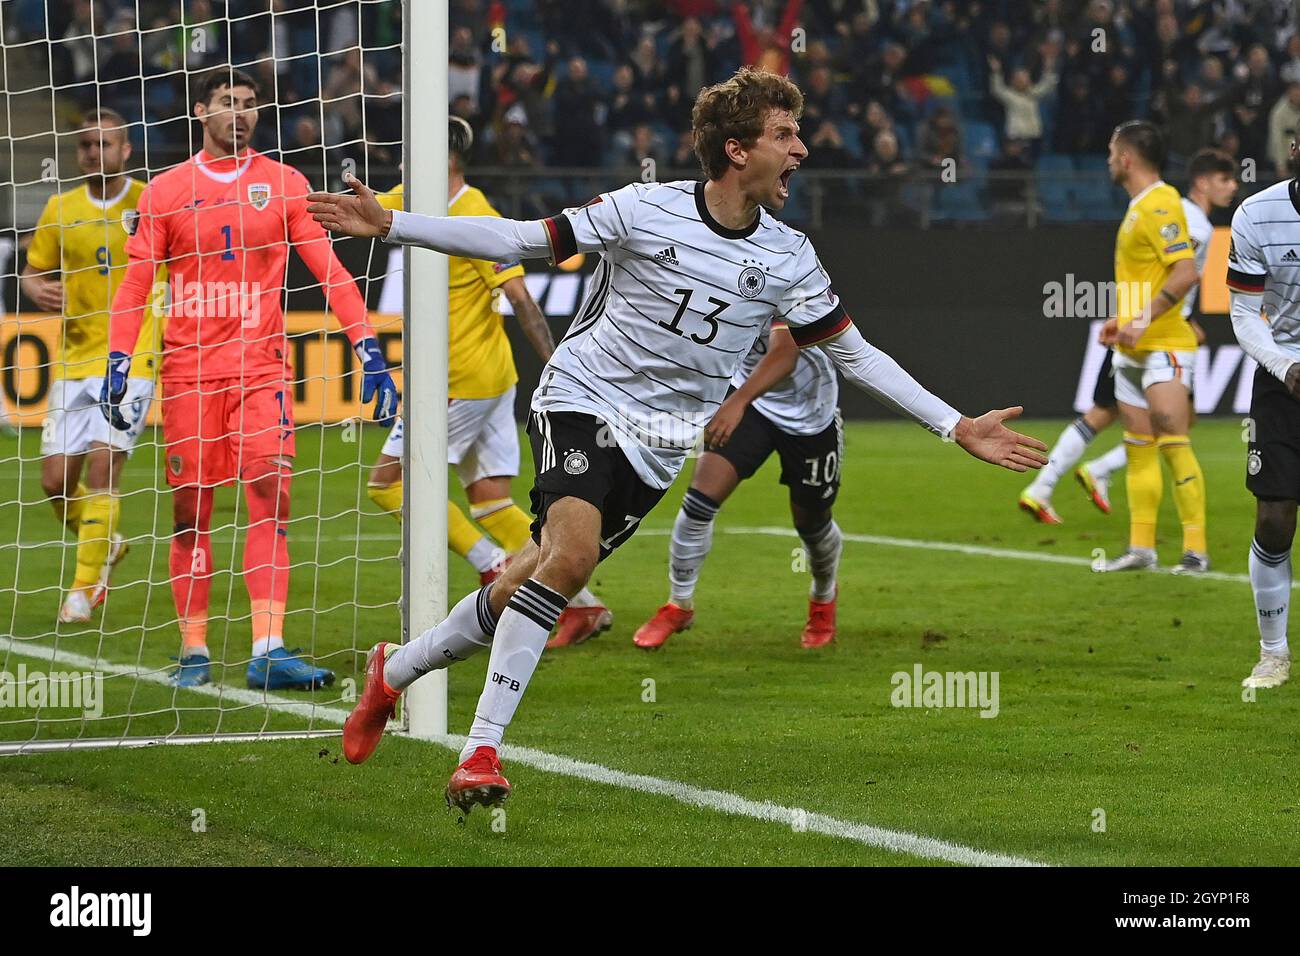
[1,417,1297,866]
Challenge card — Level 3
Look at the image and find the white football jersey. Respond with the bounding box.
[735,319,838,435]
[534,180,849,489]
[1227,178,1300,358]
[1181,196,1213,318]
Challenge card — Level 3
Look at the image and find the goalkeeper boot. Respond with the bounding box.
[633,602,694,650]
[170,653,211,688]
[801,590,837,648]
[547,605,613,648]
[246,646,335,691]
[1017,491,1062,525]
[1242,650,1291,689]
[343,642,400,765]
[57,588,93,625]
[1074,465,1112,515]
[90,532,130,610]
[446,745,511,814]
[1096,547,1157,573]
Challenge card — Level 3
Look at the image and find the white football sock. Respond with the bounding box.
[568,586,600,608]
[1027,417,1095,500]
[461,578,567,761]
[800,519,842,602]
[1249,538,1291,655]
[252,636,284,657]
[668,488,720,609]
[1087,443,1129,481]
[466,537,500,574]
[385,585,497,691]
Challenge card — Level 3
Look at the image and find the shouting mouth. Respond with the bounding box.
[778,165,797,198]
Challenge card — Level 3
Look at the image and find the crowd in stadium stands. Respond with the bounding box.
[11,0,1300,221]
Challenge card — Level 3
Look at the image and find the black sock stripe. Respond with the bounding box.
[506,579,568,629]
[518,578,568,611]
[476,585,499,637]
[1251,540,1291,567]
[682,488,721,522]
[1072,417,1096,442]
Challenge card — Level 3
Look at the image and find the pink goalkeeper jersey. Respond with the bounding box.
[111,148,370,382]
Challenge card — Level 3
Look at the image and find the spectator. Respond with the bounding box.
[1233,45,1280,161]
[987,52,1058,153]
[802,119,855,169]
[551,57,605,168]
[918,106,965,172]
[801,65,847,127]
[625,123,667,169]
[494,104,540,168]
[286,116,328,190]
[1158,81,1230,172]
[448,26,482,111]
[989,137,1034,208]
[1280,34,1300,86]
[671,129,698,169]
[1054,72,1108,155]
[630,35,665,90]
[731,0,806,77]
[666,17,717,101]
[1268,83,1300,179]
[607,63,658,152]
[864,129,911,227]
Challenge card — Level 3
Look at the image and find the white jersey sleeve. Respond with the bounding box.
[1181,197,1213,317]
[543,182,648,261]
[1226,188,1297,382]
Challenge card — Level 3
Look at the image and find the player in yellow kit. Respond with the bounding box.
[1096,120,1206,574]
[20,109,162,623]
[365,120,618,624]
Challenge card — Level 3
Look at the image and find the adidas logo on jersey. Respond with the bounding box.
[654,245,679,266]
[1284,249,1300,262]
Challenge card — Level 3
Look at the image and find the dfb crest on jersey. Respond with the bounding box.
[738,266,766,299]
[1248,449,1262,476]
[563,449,589,475]
[248,183,272,211]
[122,209,139,236]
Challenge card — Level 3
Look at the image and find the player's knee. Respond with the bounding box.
[535,544,597,597]
[40,473,67,499]
[1254,504,1296,554]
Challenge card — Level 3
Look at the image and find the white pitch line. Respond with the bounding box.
[0,636,352,724]
[0,635,1044,867]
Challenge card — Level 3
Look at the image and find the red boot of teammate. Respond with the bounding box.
[547,605,613,648]
[633,603,694,650]
[801,591,836,648]
[446,746,511,813]
[342,642,400,764]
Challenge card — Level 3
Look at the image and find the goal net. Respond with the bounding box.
[0,0,446,753]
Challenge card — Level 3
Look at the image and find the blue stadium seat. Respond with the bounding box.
[965,120,998,169]
[1036,153,1081,222]
[931,169,987,222]
[836,121,863,159]
[1075,156,1125,220]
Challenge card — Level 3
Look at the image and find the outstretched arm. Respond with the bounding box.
[704,325,799,448]
[308,172,553,262]
[815,323,1048,472]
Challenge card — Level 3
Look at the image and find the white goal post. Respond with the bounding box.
[400,0,449,739]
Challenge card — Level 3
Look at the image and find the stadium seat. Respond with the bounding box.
[965,120,998,169]
[1075,156,1125,220]
[1036,153,1081,222]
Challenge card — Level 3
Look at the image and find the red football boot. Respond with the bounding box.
[632,603,694,650]
[801,591,837,648]
[446,746,511,813]
[342,642,401,765]
[546,605,613,648]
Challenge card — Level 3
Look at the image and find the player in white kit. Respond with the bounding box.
[633,320,845,649]
[308,68,1047,811]
[1224,139,1300,689]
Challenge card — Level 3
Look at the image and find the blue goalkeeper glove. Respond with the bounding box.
[99,351,133,431]
[355,337,398,427]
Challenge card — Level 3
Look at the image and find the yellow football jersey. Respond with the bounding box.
[378,183,526,399]
[25,179,162,379]
[1113,181,1196,355]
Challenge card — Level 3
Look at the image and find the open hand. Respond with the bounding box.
[306,172,390,238]
[952,407,1048,472]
